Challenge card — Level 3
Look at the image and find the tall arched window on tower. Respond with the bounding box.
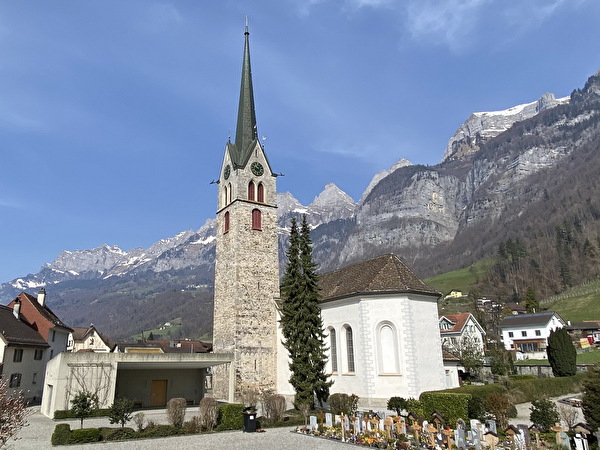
[224,211,230,234]
[252,209,262,230]
[227,183,232,204]
[257,183,264,203]
[328,327,338,373]
[344,325,355,373]
[377,322,400,374]
[223,185,229,207]
[248,181,255,201]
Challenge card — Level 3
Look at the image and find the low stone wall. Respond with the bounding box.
[513,364,592,377]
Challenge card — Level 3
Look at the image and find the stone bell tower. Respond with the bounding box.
[212,24,280,401]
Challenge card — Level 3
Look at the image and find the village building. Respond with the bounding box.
[0,303,49,401]
[68,324,116,353]
[499,311,565,360]
[439,312,486,356]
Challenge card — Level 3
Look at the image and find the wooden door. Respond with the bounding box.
[150,379,168,407]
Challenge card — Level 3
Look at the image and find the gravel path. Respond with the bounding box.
[9,406,348,450]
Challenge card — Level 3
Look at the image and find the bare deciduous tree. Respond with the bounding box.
[65,362,114,408]
[0,379,29,447]
[558,403,580,430]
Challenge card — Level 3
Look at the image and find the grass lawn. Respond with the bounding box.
[514,347,600,365]
[425,259,493,296]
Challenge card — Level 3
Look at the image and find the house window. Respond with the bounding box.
[257,183,264,202]
[248,181,255,201]
[329,328,338,373]
[9,373,22,388]
[252,209,261,230]
[34,349,44,360]
[13,349,23,363]
[521,331,527,337]
[535,330,541,336]
[52,330,56,342]
[32,372,38,384]
[345,326,355,373]
[508,332,514,338]
[224,211,230,234]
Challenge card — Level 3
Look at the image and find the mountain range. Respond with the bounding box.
[2,71,600,341]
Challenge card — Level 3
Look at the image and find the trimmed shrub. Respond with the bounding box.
[183,416,202,434]
[387,397,408,416]
[547,328,577,377]
[216,403,245,431]
[99,427,136,441]
[137,424,183,438]
[199,397,219,432]
[419,392,471,427]
[70,427,101,444]
[328,393,359,416]
[54,408,110,420]
[167,397,187,428]
[263,394,287,422]
[529,399,559,432]
[51,424,72,445]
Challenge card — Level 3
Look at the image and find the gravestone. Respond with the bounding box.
[344,415,350,432]
[325,413,332,428]
[309,415,317,431]
[334,414,341,425]
[483,431,500,450]
[517,424,531,448]
[455,428,466,448]
[486,419,497,434]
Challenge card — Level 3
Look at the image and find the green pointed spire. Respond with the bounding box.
[229,22,258,168]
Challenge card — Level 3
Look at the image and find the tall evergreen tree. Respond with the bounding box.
[280,215,332,408]
[546,328,577,377]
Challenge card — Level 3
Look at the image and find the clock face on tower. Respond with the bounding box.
[251,162,264,177]
[223,165,231,180]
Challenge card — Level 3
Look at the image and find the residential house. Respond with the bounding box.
[498,311,566,360]
[8,289,72,364]
[0,303,50,401]
[564,320,600,343]
[444,289,465,300]
[68,324,116,353]
[439,313,486,355]
[277,254,447,409]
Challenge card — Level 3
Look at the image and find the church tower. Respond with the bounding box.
[212,25,280,401]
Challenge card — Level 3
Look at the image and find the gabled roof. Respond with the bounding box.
[11,292,72,332]
[0,305,50,348]
[72,324,116,351]
[319,254,440,302]
[498,311,564,329]
[439,313,469,334]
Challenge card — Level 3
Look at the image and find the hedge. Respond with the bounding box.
[216,403,245,431]
[419,392,471,427]
[53,408,110,420]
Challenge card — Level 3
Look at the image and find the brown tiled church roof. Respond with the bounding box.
[319,254,440,302]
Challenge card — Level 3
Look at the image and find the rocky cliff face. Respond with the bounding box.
[441,93,569,163]
[3,72,600,339]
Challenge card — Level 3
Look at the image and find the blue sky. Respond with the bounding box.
[1,0,599,283]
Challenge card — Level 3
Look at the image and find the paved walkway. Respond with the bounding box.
[9,406,348,450]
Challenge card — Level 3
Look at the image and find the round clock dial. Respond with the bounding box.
[251,162,264,177]
[223,165,231,180]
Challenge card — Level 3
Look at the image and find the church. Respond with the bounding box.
[212,25,447,409]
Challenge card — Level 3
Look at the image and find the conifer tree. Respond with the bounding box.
[546,328,577,377]
[280,215,332,408]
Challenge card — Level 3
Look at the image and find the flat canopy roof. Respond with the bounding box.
[63,352,233,370]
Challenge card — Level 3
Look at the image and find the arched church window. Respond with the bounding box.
[248,181,255,201]
[328,327,338,373]
[223,185,229,207]
[252,209,261,230]
[227,183,232,204]
[257,183,264,203]
[377,322,399,374]
[224,211,230,234]
[344,325,355,373]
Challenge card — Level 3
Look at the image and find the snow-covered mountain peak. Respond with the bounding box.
[441,93,569,162]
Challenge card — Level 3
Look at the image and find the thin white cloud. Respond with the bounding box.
[404,0,490,52]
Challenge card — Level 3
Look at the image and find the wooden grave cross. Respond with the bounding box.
[442,427,454,449]
[384,416,394,438]
[351,416,358,436]
[426,423,438,448]
[370,416,380,432]
[340,412,346,441]
[362,415,370,432]
[504,426,518,450]
[393,416,404,436]
[550,422,568,447]
[529,425,541,450]
[317,411,325,428]
[410,422,422,442]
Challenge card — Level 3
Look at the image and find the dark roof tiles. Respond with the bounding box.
[0,305,50,347]
[319,254,439,302]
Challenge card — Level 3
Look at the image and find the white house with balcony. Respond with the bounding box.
[498,311,566,360]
